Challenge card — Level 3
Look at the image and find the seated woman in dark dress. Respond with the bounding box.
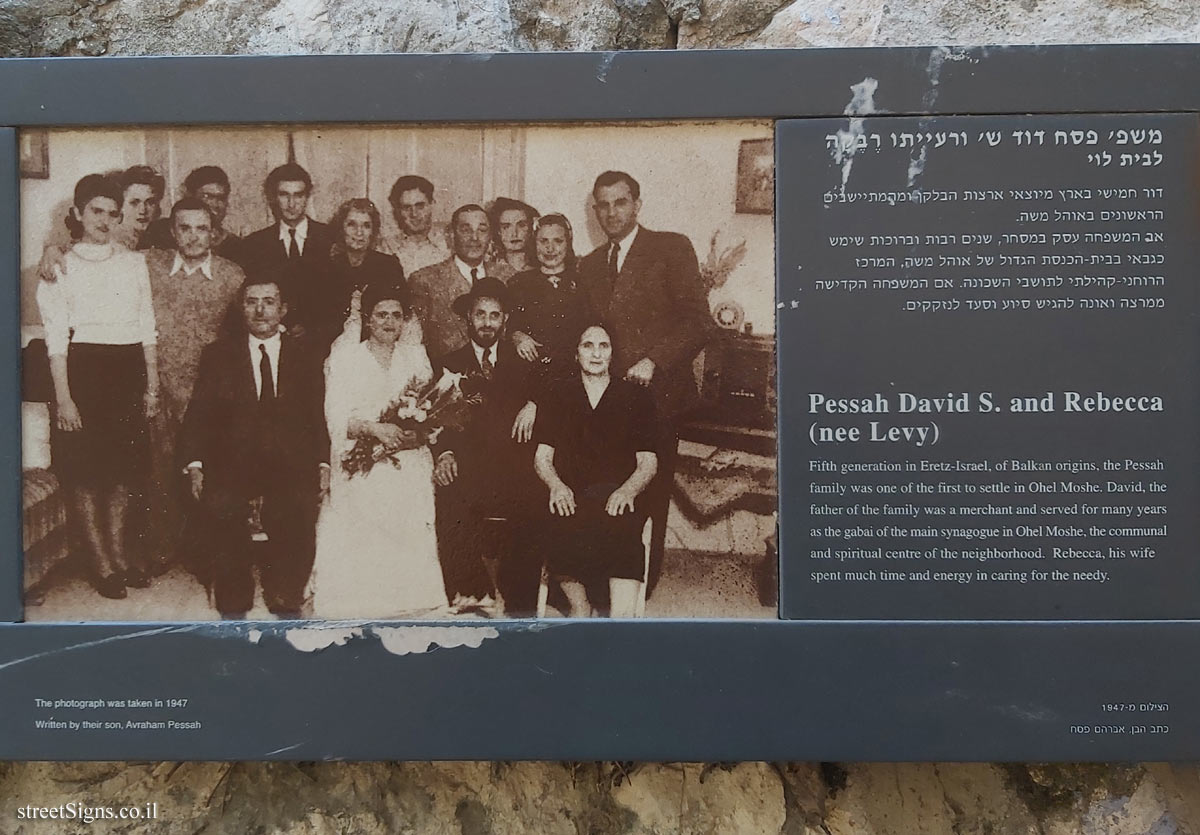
[533,322,659,618]
[508,213,592,385]
[315,197,406,351]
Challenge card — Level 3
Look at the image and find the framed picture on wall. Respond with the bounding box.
[735,137,772,214]
[19,129,48,178]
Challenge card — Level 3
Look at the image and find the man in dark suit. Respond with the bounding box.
[576,170,714,595]
[238,163,334,340]
[408,204,515,360]
[431,278,541,615]
[178,276,330,619]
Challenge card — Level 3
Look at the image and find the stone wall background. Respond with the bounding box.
[3,0,1199,57]
[3,1,1199,833]
[2,760,1199,833]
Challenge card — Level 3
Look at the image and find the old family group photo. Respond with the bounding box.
[19,123,778,622]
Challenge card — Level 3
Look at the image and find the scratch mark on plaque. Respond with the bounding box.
[0,626,195,671]
[994,702,1058,722]
[830,77,879,192]
[265,742,305,756]
[504,619,556,633]
[373,625,500,656]
[597,52,616,84]
[284,626,364,652]
[914,47,977,185]
[904,47,977,187]
[922,46,976,110]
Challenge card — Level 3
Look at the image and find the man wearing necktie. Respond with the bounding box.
[238,163,334,342]
[408,203,515,359]
[576,171,714,599]
[431,278,541,615]
[178,277,330,619]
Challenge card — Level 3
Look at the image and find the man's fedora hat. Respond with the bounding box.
[452,275,509,317]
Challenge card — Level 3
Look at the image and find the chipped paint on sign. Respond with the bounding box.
[830,78,880,192]
[373,626,500,656]
[907,146,928,188]
[285,626,364,652]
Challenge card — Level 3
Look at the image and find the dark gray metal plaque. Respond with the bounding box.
[778,112,1200,621]
[2,47,1200,761]
[0,129,20,626]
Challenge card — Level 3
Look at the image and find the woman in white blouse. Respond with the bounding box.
[37,174,159,600]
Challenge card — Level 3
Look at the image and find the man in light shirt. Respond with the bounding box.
[383,174,449,276]
[132,199,246,578]
[142,166,244,263]
[408,203,515,358]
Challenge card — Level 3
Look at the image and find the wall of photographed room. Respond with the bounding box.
[20,121,775,335]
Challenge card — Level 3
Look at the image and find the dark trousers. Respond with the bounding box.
[435,486,494,602]
[645,426,679,597]
[207,489,316,618]
[436,483,543,614]
[495,521,543,618]
[127,415,186,574]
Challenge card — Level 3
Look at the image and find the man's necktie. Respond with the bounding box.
[607,242,620,288]
[481,349,494,380]
[470,266,479,284]
[259,344,275,403]
[287,228,298,259]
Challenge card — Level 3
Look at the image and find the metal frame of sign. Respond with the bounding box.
[2,46,1199,761]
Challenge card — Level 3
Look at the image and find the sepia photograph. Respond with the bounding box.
[19,121,777,622]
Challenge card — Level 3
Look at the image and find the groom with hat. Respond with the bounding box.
[432,277,542,616]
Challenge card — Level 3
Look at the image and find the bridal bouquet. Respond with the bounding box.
[341,369,485,478]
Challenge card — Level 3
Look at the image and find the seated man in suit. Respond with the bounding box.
[142,166,244,263]
[408,203,515,359]
[178,276,329,619]
[576,170,714,596]
[432,278,541,616]
[239,163,334,340]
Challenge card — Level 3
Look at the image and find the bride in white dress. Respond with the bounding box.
[311,285,449,619]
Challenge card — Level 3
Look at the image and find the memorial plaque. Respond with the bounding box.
[4,48,1200,762]
[778,113,1200,620]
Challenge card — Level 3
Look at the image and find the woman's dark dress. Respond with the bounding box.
[536,375,659,581]
[507,268,592,386]
[311,249,406,350]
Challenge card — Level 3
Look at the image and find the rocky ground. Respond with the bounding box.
[2,0,1198,58]
[1,761,1198,833]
